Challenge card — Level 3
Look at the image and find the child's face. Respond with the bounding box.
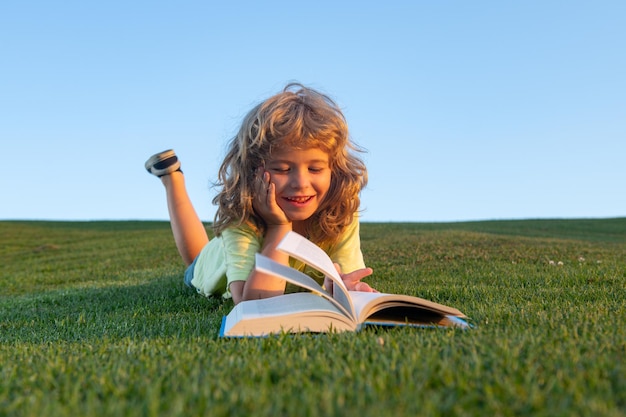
[264,147,331,224]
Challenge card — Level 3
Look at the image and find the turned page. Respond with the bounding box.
[275,232,355,319]
[254,254,355,320]
[277,232,345,287]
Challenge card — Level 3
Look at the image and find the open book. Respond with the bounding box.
[220,231,470,337]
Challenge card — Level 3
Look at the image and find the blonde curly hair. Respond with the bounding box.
[212,83,367,246]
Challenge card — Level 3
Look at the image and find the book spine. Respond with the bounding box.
[219,316,227,337]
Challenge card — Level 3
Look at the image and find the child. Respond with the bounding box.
[145,83,375,305]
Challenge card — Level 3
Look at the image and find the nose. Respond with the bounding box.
[289,168,310,189]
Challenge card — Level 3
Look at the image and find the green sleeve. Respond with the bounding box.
[221,225,262,285]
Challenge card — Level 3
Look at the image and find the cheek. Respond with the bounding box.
[268,176,286,190]
[316,174,332,196]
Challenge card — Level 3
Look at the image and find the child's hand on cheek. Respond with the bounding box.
[252,169,291,227]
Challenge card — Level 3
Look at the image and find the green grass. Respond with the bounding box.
[1,219,625,417]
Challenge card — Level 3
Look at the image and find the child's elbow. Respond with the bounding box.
[229,281,245,305]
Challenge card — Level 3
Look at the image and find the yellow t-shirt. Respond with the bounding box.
[190,218,365,299]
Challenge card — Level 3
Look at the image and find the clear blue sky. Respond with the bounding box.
[2,1,624,222]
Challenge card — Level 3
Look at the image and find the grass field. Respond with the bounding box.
[1,219,625,417]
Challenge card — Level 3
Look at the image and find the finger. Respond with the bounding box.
[266,180,276,205]
[354,282,376,292]
[253,172,271,202]
[260,171,269,191]
[342,267,374,285]
[252,176,271,217]
[323,277,334,296]
[253,170,266,193]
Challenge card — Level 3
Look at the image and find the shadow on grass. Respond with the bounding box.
[1,276,230,344]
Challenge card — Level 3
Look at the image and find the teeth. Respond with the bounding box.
[287,196,311,202]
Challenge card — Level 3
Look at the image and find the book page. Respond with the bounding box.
[255,254,355,320]
[348,291,468,327]
[277,232,345,289]
[237,292,342,318]
[275,232,355,319]
[221,292,357,336]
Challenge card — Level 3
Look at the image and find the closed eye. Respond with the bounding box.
[269,167,290,174]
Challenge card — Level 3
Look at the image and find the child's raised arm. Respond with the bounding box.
[233,169,293,303]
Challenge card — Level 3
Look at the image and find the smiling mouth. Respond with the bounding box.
[284,196,314,204]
